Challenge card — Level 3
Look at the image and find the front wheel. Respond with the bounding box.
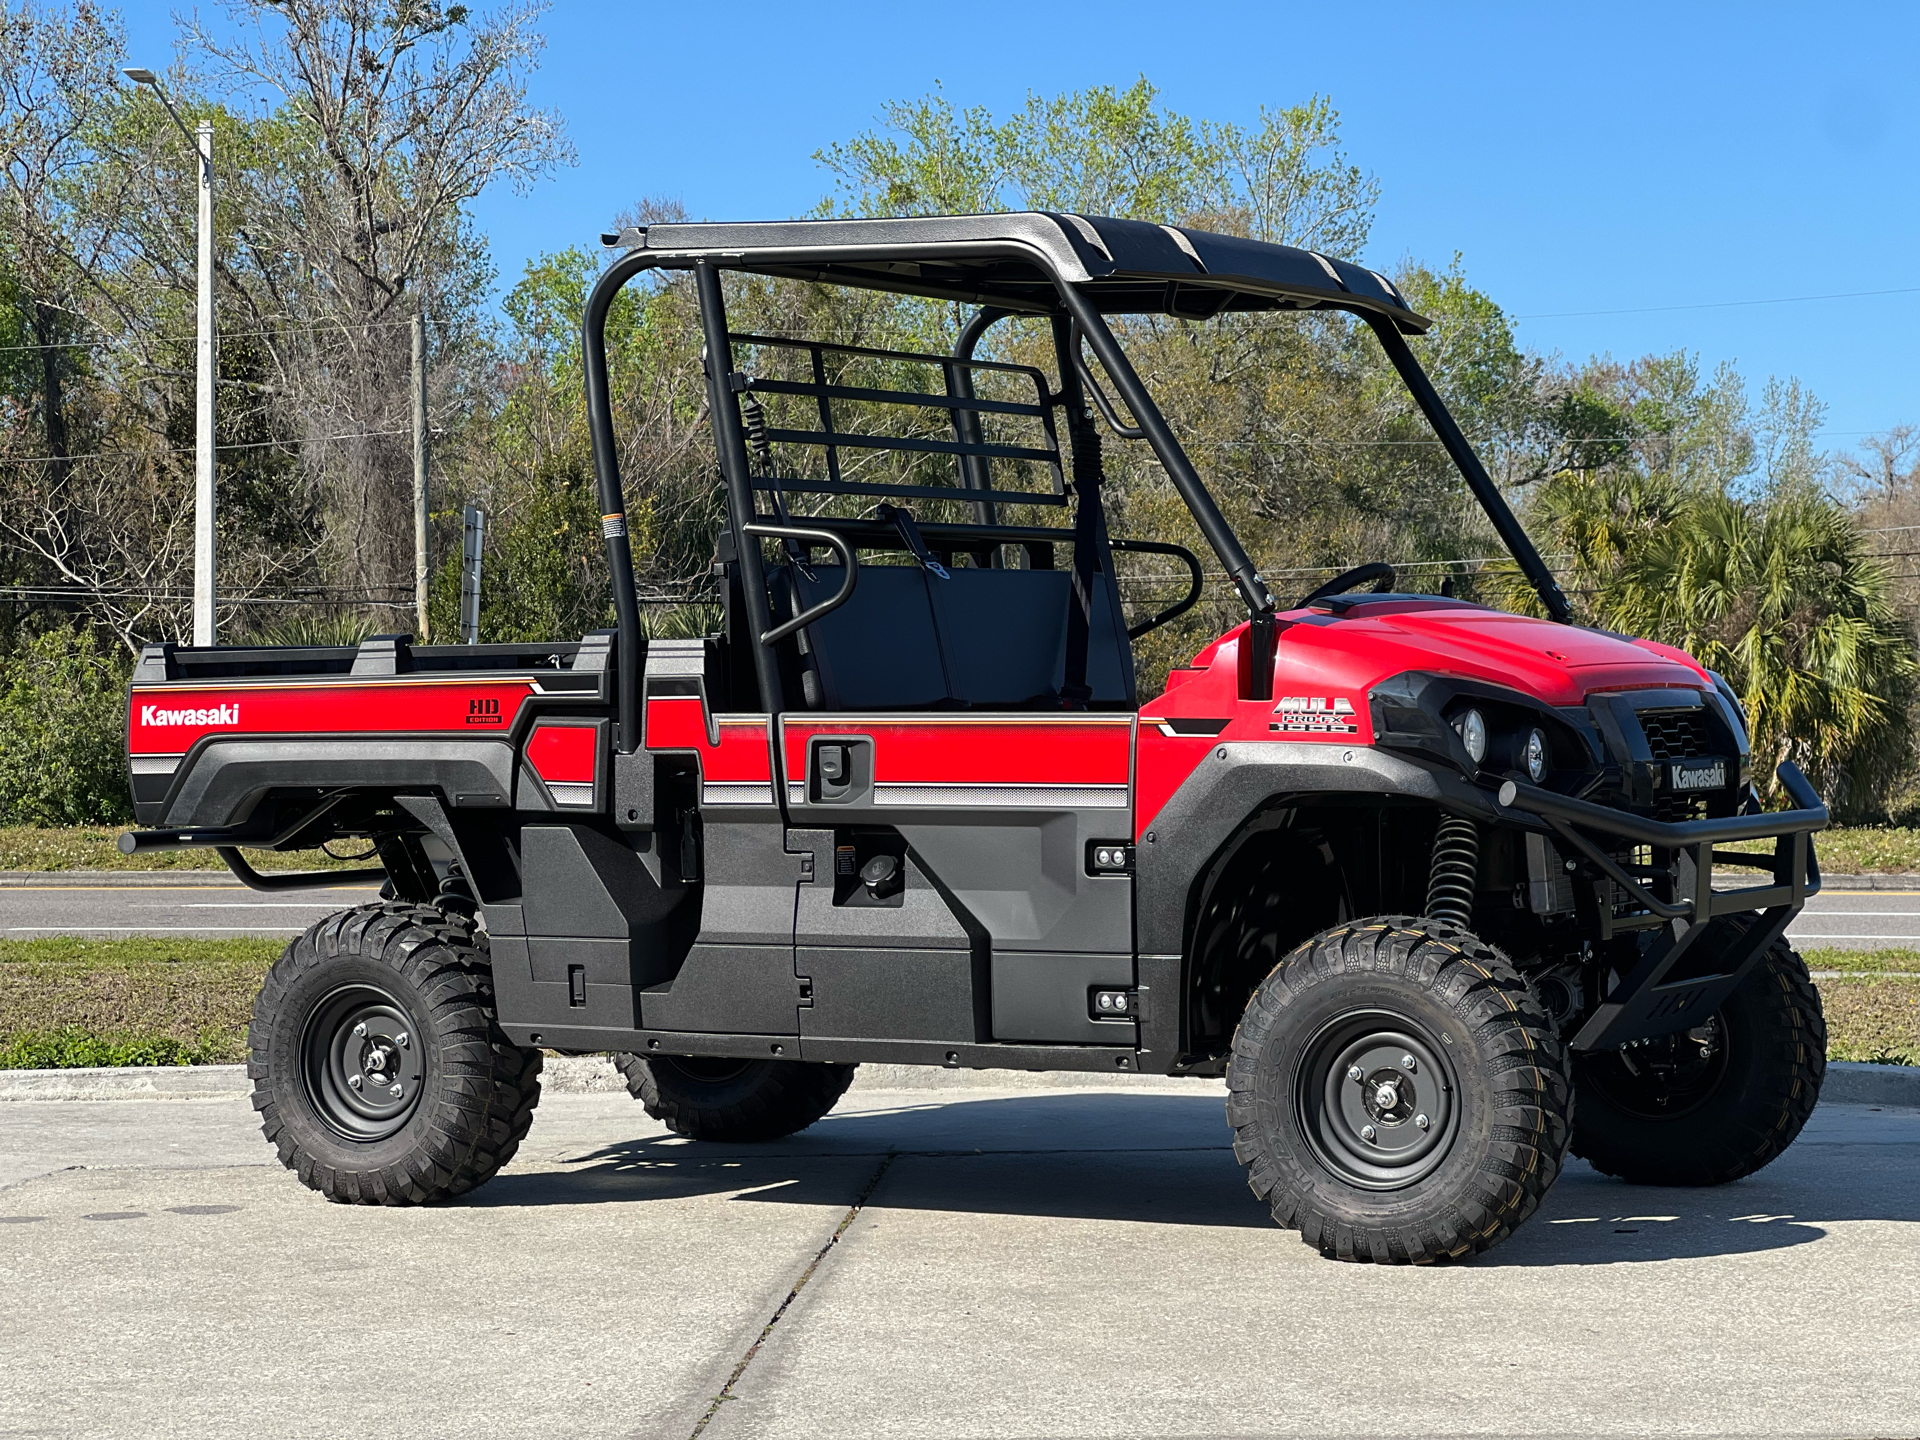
[1226,917,1572,1264]
[1571,927,1825,1185]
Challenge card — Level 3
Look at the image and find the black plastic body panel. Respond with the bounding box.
[1134,740,1492,958]
[152,737,517,828]
[990,950,1136,1044]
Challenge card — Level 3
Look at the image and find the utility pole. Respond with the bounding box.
[194,121,215,646]
[412,312,429,641]
[125,69,217,646]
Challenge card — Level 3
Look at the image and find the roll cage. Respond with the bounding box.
[582,212,1573,754]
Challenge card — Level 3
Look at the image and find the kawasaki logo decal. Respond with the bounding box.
[139,703,240,727]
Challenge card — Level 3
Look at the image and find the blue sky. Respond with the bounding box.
[129,1,1916,445]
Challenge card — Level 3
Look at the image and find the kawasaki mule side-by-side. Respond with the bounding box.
[120,213,1827,1262]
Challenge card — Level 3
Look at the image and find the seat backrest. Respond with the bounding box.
[772,561,1133,710]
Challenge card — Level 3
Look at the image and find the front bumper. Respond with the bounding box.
[1494,762,1827,1050]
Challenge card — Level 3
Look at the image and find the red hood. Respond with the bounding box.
[1187,599,1708,708]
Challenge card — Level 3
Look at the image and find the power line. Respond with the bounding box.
[1516,286,1920,321]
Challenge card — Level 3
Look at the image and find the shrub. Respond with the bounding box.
[0,627,133,826]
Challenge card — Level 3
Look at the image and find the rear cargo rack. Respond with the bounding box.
[728,332,1066,509]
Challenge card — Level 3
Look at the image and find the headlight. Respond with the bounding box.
[1456,708,1487,765]
[1524,727,1548,782]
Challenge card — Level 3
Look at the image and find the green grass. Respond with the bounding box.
[0,937,279,1068]
[0,826,372,873]
[0,935,1911,1070]
[1801,946,1920,974]
[1723,825,1920,875]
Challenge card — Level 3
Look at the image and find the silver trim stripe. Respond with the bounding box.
[130,756,181,775]
[874,783,1128,809]
[547,781,595,807]
[703,782,776,806]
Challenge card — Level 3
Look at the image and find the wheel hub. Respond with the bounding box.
[1297,1013,1458,1190]
[301,985,426,1141]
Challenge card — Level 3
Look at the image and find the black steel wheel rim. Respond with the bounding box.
[1584,1014,1730,1120]
[1296,1009,1458,1190]
[300,983,427,1141]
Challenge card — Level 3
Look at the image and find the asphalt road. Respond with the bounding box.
[1,1084,1915,1440]
[4,878,1920,949]
[0,881,381,940]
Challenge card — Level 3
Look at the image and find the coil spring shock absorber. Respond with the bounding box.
[1425,814,1481,927]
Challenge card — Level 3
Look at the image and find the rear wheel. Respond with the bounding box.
[1226,916,1571,1263]
[1571,928,1825,1185]
[249,902,542,1204]
[613,1052,856,1141]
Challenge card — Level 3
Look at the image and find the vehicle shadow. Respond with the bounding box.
[462,1091,1920,1263]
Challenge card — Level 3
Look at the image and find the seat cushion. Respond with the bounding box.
[778,561,1132,710]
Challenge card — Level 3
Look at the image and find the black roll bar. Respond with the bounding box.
[694,261,786,714]
[951,306,1010,526]
[582,249,660,754]
[1053,284,1275,624]
[1361,314,1573,625]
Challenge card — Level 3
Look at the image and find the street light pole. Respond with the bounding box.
[125,69,216,646]
[193,121,215,646]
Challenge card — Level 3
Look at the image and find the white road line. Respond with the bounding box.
[1798,910,1920,916]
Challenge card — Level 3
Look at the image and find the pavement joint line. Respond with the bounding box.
[686,1151,897,1440]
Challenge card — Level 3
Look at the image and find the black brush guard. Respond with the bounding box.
[1496,761,1827,1051]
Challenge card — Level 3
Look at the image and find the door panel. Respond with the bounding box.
[783,714,1135,1044]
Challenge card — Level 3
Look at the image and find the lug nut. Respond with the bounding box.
[1359,1124,1377,1142]
[388,1084,403,1098]
[353,1022,367,1037]
[347,1075,362,1089]
[1346,1065,1364,1082]
[1415,1113,1430,1130]
[1400,1055,1417,1072]
[396,1032,409,1048]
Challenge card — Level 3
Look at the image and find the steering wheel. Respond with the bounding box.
[1296,562,1397,610]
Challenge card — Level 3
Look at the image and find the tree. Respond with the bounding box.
[184,0,573,617]
[1503,357,1916,818]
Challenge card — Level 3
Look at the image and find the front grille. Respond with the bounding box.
[1639,707,1714,760]
[1652,793,1707,824]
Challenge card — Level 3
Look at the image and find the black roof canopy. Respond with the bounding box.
[610,212,1429,333]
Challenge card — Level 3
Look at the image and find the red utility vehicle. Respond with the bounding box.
[122,215,1828,1262]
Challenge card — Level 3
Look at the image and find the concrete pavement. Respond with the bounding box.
[2,1083,1916,1439]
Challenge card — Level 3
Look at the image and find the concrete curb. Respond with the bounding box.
[1815,873,1920,891]
[3,1055,1911,1105]
[1821,1062,1920,1106]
